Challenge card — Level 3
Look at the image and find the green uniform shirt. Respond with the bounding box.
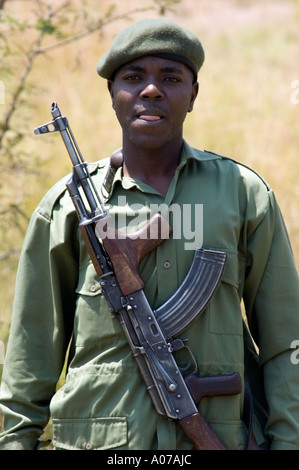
[1,141,299,450]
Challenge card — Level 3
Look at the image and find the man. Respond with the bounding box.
[0,18,299,450]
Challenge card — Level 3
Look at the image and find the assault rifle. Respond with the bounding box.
[34,103,242,450]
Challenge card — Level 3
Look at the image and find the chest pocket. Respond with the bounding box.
[74,261,124,347]
[208,249,245,336]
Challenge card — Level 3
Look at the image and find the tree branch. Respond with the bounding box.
[35,6,158,55]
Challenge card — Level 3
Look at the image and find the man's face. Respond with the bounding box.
[108,56,199,152]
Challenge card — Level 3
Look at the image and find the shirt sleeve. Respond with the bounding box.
[0,190,79,449]
[243,185,299,449]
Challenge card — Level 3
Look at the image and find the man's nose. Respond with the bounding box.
[140,82,164,100]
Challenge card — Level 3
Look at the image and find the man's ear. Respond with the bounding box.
[107,80,115,109]
[188,81,199,113]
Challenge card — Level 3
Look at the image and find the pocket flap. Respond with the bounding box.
[52,417,127,450]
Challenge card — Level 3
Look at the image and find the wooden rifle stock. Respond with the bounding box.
[179,413,226,450]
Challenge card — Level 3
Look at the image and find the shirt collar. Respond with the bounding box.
[181,140,222,164]
[102,140,221,201]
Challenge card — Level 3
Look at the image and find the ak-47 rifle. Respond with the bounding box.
[34,103,242,450]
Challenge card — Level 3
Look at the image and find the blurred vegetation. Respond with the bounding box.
[0,0,182,436]
[0,0,299,442]
[0,0,181,349]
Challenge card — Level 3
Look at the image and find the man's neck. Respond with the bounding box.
[122,141,183,196]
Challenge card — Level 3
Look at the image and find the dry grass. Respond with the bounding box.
[1,0,299,434]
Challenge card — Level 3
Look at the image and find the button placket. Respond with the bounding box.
[156,242,178,304]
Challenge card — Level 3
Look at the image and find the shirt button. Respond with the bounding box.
[90,284,97,292]
[86,442,92,450]
[163,261,171,269]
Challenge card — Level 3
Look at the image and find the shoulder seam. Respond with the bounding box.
[204,149,271,190]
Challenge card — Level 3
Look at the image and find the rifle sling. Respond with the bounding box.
[243,374,260,450]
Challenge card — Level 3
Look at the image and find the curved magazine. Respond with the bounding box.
[154,248,227,339]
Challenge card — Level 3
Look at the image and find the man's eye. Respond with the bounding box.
[124,74,142,81]
[165,76,180,83]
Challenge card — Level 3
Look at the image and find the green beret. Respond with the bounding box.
[96,18,205,80]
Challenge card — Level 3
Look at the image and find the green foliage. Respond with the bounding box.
[35,18,57,35]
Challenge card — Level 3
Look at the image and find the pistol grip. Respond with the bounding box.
[185,372,242,405]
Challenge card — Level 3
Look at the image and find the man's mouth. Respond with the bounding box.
[138,115,162,122]
[136,108,165,122]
